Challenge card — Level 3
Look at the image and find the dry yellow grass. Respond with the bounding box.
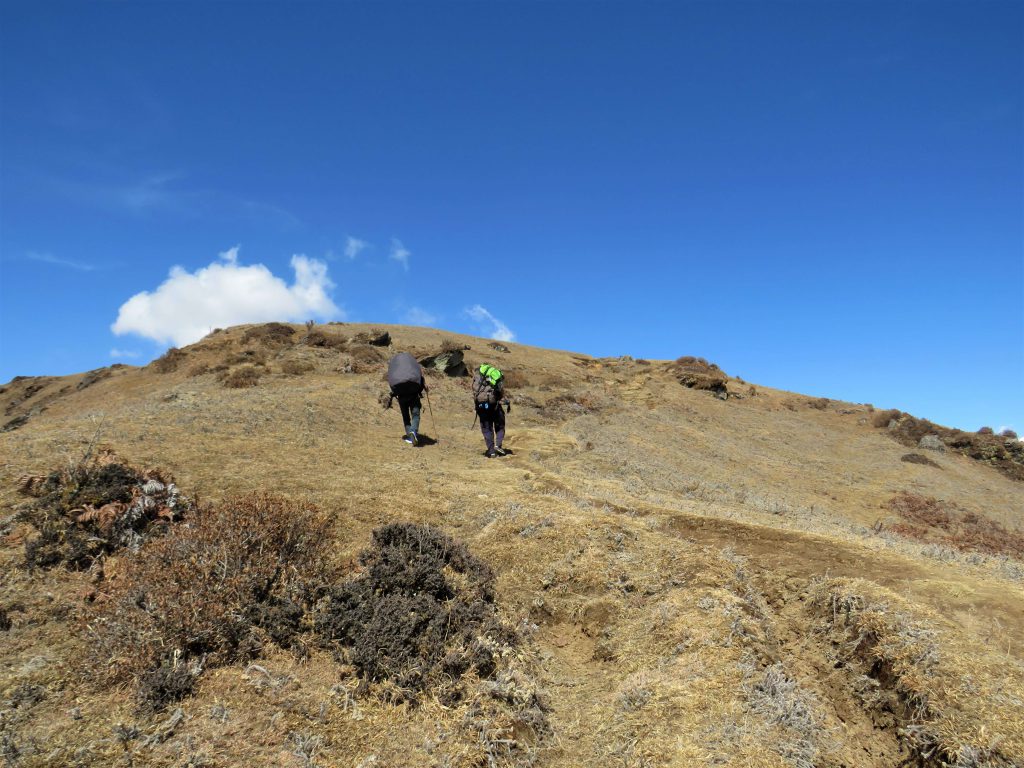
[1,322,1022,767]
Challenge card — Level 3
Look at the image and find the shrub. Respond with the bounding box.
[225,348,267,366]
[809,397,829,410]
[281,360,315,376]
[86,493,333,711]
[315,523,517,704]
[872,409,902,428]
[885,492,1024,558]
[978,426,994,435]
[187,362,210,377]
[241,322,296,346]
[670,356,727,393]
[303,329,347,350]
[1001,429,1019,440]
[352,329,390,346]
[150,348,187,374]
[16,451,191,570]
[219,365,261,389]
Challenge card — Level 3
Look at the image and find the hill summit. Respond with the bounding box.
[1,322,1022,768]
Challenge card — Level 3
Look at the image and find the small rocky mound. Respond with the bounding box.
[315,523,517,704]
[419,349,468,377]
[16,449,192,570]
[873,410,1024,482]
[671,356,728,397]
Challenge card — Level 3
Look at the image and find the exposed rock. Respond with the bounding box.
[918,435,945,452]
[419,350,468,377]
[368,331,391,347]
[2,414,29,432]
[901,453,941,468]
[488,342,511,353]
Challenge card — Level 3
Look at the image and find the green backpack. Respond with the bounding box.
[475,364,504,403]
[479,363,503,387]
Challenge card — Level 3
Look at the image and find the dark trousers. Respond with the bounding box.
[392,382,422,434]
[477,402,505,450]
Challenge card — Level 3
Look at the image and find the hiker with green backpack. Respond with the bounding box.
[472,363,511,458]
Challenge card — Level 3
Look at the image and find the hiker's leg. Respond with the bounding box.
[399,399,412,431]
[479,412,495,451]
[409,398,421,434]
[494,407,506,448]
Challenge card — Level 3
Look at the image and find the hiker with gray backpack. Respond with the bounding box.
[385,352,428,445]
[472,363,511,458]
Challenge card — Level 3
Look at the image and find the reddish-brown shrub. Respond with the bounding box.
[186,362,210,377]
[885,492,1024,558]
[978,426,994,435]
[241,322,296,346]
[303,329,348,350]
[219,365,261,388]
[150,348,187,374]
[86,493,333,710]
[872,409,902,428]
[1001,429,1019,440]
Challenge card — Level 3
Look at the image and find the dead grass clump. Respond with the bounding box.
[186,362,210,377]
[901,453,941,468]
[440,336,466,353]
[281,360,315,376]
[808,397,829,410]
[977,426,994,435]
[86,493,333,711]
[502,369,528,389]
[541,392,601,419]
[149,348,187,374]
[744,662,822,768]
[671,356,728,394]
[303,329,348,350]
[885,492,1024,558]
[315,523,518,704]
[225,348,267,366]
[241,322,296,346]
[218,365,262,389]
[348,344,385,369]
[872,408,902,428]
[16,450,191,570]
[1001,429,1018,439]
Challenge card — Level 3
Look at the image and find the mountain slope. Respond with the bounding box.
[2,323,1022,768]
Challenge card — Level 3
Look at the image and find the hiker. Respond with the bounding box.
[386,352,428,445]
[472,363,511,458]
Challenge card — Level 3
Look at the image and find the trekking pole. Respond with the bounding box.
[425,390,439,441]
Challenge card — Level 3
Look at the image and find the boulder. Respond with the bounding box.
[419,350,468,377]
[918,434,945,452]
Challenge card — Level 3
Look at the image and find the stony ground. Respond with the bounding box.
[1,323,1022,768]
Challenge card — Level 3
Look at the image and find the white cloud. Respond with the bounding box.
[109,348,141,359]
[112,246,341,347]
[28,251,96,271]
[344,236,369,259]
[466,304,515,342]
[404,307,438,326]
[390,238,410,271]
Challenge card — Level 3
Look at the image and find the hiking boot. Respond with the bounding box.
[403,434,414,445]
[409,431,419,446]
[485,448,497,458]
[494,446,507,456]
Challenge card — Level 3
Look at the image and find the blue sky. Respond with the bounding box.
[1,1,1021,432]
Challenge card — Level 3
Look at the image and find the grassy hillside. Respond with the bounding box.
[1,322,1022,768]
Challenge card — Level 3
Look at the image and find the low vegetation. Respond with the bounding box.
[16,450,192,570]
[315,523,520,705]
[885,491,1024,558]
[86,493,332,711]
